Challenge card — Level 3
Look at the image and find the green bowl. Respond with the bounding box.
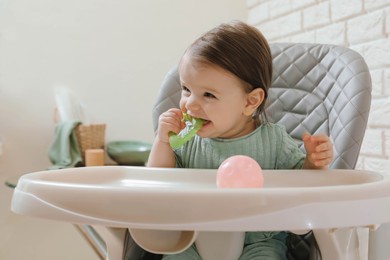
[106,141,152,166]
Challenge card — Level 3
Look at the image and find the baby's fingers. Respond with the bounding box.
[312,157,333,167]
[311,150,333,160]
[157,109,184,141]
[314,141,332,152]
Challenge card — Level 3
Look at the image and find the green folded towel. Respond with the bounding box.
[48,121,82,169]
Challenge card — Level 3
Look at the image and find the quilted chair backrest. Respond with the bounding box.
[152,43,372,169]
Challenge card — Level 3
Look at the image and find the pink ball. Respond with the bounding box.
[216,155,264,188]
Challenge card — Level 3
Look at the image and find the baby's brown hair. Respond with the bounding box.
[184,20,272,125]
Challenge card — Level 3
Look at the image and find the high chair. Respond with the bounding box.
[12,43,390,260]
[145,42,374,259]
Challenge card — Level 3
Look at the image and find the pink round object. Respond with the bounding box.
[216,155,264,188]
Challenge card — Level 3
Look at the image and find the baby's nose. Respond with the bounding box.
[186,96,200,111]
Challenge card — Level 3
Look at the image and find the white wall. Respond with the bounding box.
[0,1,247,259]
[247,0,390,174]
[0,0,247,174]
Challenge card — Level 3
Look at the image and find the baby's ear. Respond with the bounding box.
[244,88,265,116]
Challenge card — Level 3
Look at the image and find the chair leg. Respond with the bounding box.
[92,226,127,260]
[313,228,360,260]
[74,224,107,259]
[368,223,390,260]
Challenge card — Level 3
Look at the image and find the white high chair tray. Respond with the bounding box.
[11,166,390,232]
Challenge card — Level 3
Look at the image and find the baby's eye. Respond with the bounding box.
[182,86,190,93]
[204,92,216,99]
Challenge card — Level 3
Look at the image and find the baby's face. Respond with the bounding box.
[178,54,256,139]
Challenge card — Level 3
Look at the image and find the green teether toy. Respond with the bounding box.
[169,113,205,149]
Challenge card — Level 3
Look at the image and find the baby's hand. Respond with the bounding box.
[156,108,184,144]
[302,132,333,169]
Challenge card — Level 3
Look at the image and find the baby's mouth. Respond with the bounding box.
[184,113,210,129]
[202,120,211,126]
[199,119,211,129]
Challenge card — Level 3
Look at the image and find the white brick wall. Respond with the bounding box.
[303,2,330,30]
[247,0,390,174]
[330,0,363,22]
[347,10,385,45]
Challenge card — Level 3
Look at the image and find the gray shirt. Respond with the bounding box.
[174,123,305,170]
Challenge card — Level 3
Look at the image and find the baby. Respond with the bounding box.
[148,20,333,260]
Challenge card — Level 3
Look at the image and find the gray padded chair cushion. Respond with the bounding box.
[152,43,372,170]
[152,67,181,131]
[269,43,371,169]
